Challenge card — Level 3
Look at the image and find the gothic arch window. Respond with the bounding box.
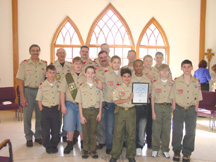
[51,16,84,62]
[136,17,170,65]
[86,3,135,66]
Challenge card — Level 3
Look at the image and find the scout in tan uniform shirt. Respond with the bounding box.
[123,50,137,74]
[59,57,86,154]
[16,44,47,147]
[51,48,72,141]
[131,59,151,156]
[110,68,136,162]
[99,56,122,154]
[79,46,96,72]
[95,50,110,149]
[75,66,103,159]
[94,43,111,68]
[151,64,173,158]
[36,65,60,154]
[170,60,202,162]
[142,54,157,149]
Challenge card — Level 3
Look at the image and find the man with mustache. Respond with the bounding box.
[94,43,111,67]
[16,44,47,147]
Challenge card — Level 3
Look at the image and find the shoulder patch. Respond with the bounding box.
[50,62,53,65]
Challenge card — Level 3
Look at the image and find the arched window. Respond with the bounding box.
[86,3,135,66]
[51,16,84,62]
[136,17,170,65]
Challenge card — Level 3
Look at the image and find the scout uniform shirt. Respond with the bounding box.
[95,66,110,80]
[170,75,203,107]
[75,82,104,108]
[123,65,134,74]
[36,80,60,107]
[16,58,47,88]
[51,60,72,81]
[151,78,173,103]
[99,67,122,102]
[113,82,134,108]
[82,59,97,72]
[59,70,86,103]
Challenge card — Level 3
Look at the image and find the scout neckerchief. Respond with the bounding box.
[65,73,77,100]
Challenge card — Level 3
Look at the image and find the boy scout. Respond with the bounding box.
[59,57,86,154]
[170,60,202,162]
[36,65,60,154]
[76,66,103,159]
[51,48,72,142]
[110,68,136,162]
[124,50,137,73]
[79,46,96,71]
[16,44,47,147]
[151,64,173,158]
[95,50,110,149]
[154,52,164,70]
[131,59,151,156]
[143,54,159,149]
[99,55,122,154]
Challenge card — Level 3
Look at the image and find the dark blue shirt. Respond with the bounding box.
[194,68,211,84]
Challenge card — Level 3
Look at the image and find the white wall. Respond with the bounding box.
[206,0,216,74]
[2,0,216,87]
[0,0,13,87]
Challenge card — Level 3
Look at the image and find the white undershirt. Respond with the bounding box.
[161,79,168,83]
[87,82,93,87]
[114,70,119,75]
[46,80,53,86]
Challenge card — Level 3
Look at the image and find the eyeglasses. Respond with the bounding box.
[31,49,40,52]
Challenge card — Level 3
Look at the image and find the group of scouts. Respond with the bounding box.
[16,43,202,162]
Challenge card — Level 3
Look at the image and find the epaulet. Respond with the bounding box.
[153,79,157,82]
[174,77,178,80]
[20,59,28,64]
[197,78,200,82]
[116,83,120,86]
[40,82,43,85]
[104,70,108,72]
[50,62,53,65]
[42,60,47,64]
[95,67,98,70]
[79,83,83,86]
[93,58,96,63]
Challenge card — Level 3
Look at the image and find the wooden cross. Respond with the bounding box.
[205,49,214,70]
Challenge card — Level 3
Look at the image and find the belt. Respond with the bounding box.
[24,86,38,90]
[176,104,194,110]
[118,106,134,110]
[85,107,99,110]
[156,103,171,106]
[43,105,58,108]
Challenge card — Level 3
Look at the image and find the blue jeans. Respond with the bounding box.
[135,105,148,148]
[63,101,82,132]
[105,102,116,149]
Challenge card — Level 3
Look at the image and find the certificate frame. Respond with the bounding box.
[132,82,149,104]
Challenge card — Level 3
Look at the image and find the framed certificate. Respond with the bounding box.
[132,82,149,104]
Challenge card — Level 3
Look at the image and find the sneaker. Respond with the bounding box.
[91,151,98,159]
[109,157,117,162]
[46,148,53,154]
[35,138,42,145]
[64,141,73,154]
[82,150,89,159]
[26,140,33,147]
[136,148,142,156]
[128,158,136,162]
[152,151,158,157]
[183,155,190,162]
[73,137,78,145]
[173,150,181,161]
[163,152,170,158]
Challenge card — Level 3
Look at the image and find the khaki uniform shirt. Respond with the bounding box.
[151,78,173,103]
[75,82,104,108]
[16,58,47,88]
[36,80,60,107]
[170,75,203,107]
[113,82,134,108]
[52,60,72,81]
[153,66,173,80]
[123,65,134,74]
[59,70,86,102]
[100,67,122,102]
[95,66,109,80]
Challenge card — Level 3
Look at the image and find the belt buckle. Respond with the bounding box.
[184,107,189,110]
[48,106,51,108]
[125,108,129,111]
